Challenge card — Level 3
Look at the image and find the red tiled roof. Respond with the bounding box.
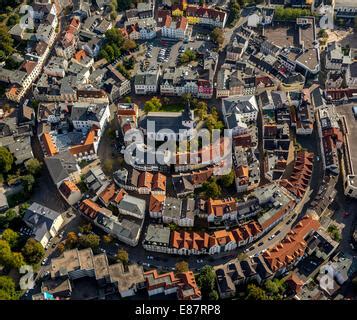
[263,215,320,272]
[149,194,166,212]
[99,183,116,206]
[152,173,166,191]
[59,180,80,199]
[207,197,237,217]
[41,133,58,156]
[138,171,153,189]
[79,199,102,219]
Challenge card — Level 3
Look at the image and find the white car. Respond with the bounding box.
[41,258,48,266]
[268,234,276,241]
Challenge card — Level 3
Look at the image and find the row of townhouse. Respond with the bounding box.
[162,3,227,28]
[142,220,263,256]
[113,168,167,195]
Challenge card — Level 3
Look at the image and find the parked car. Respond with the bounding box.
[41,258,48,266]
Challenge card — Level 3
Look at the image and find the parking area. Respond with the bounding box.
[136,26,215,72]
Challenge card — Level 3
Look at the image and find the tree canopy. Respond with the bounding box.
[175,261,189,273]
[78,234,100,250]
[179,49,197,65]
[1,229,19,249]
[22,238,45,265]
[0,239,25,269]
[196,265,217,300]
[220,170,235,188]
[0,276,20,300]
[25,159,42,176]
[65,232,78,249]
[116,248,129,265]
[274,7,311,21]
[144,97,162,113]
[203,178,222,199]
[211,28,224,47]
[0,146,13,173]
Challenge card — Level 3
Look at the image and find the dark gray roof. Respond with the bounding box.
[172,175,194,195]
[44,151,78,184]
[117,194,146,218]
[311,86,324,108]
[70,103,107,123]
[140,109,194,134]
[144,224,171,245]
[23,203,62,242]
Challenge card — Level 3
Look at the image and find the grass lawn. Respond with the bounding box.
[160,104,184,112]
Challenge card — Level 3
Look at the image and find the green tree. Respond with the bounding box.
[196,266,216,300]
[79,223,92,234]
[18,203,30,218]
[25,159,42,176]
[245,283,270,300]
[0,25,15,59]
[22,238,45,265]
[0,146,13,172]
[78,234,100,250]
[0,276,21,300]
[116,248,129,264]
[327,225,341,242]
[144,96,162,113]
[0,209,17,229]
[264,279,286,299]
[20,174,35,193]
[10,252,25,269]
[203,178,221,199]
[122,39,137,51]
[227,0,240,26]
[124,96,132,103]
[220,170,235,188]
[195,101,208,121]
[175,261,189,273]
[1,229,19,248]
[0,239,13,268]
[102,234,113,244]
[117,0,133,11]
[180,49,197,64]
[318,29,328,39]
[209,290,219,300]
[211,28,224,47]
[206,108,224,132]
[65,232,78,249]
[6,13,20,28]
